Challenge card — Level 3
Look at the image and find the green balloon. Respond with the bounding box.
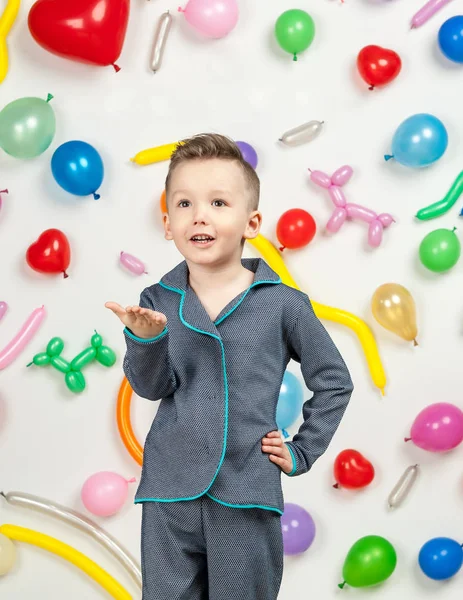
[339,535,397,589]
[0,94,55,159]
[419,227,461,273]
[70,347,96,371]
[96,346,117,367]
[31,352,50,366]
[51,356,71,374]
[46,337,64,357]
[65,371,86,394]
[275,9,315,61]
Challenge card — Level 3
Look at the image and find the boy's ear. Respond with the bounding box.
[163,213,173,240]
[243,210,262,240]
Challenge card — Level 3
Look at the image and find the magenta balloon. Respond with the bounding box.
[409,403,463,452]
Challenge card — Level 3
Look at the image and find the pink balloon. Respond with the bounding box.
[405,403,463,452]
[0,302,7,321]
[0,189,8,212]
[120,252,147,276]
[309,165,395,248]
[178,0,239,38]
[0,306,46,370]
[81,472,136,517]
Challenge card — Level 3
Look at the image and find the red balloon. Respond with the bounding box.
[26,229,71,278]
[357,45,402,90]
[28,0,130,71]
[333,449,375,489]
[276,208,316,251]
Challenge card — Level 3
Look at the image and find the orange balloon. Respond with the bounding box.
[160,190,167,214]
[117,377,143,466]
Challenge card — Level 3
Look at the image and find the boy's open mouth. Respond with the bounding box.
[190,235,215,246]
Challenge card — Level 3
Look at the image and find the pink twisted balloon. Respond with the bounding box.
[309,165,394,248]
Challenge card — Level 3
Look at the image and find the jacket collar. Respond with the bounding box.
[159,258,281,337]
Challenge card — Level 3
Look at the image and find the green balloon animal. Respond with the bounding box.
[338,535,397,590]
[27,331,116,394]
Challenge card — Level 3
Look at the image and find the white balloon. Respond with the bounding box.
[387,465,419,509]
[279,120,324,146]
[150,11,173,73]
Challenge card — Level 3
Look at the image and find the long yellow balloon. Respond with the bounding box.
[0,0,20,84]
[130,141,180,165]
[0,524,132,600]
[248,234,387,394]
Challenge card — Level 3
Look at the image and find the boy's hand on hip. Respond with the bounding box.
[105,302,167,339]
[261,430,293,474]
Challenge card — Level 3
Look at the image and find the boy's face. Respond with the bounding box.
[163,158,261,266]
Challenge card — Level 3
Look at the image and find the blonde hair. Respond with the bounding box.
[165,133,260,213]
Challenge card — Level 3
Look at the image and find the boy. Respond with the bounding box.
[105,133,354,600]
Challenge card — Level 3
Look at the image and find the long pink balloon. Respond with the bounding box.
[119,252,147,276]
[309,165,395,248]
[0,306,46,370]
[411,0,453,29]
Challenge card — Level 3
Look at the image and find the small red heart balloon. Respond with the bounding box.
[357,45,402,90]
[276,208,316,252]
[26,229,71,278]
[333,449,375,489]
[28,0,130,71]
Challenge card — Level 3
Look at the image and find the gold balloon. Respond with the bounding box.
[371,284,418,346]
[0,532,16,575]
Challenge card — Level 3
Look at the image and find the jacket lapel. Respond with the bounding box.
[159,258,281,337]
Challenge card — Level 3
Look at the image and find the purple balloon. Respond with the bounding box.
[281,503,316,555]
[235,141,258,169]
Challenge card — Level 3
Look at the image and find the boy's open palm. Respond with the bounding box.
[105,302,167,339]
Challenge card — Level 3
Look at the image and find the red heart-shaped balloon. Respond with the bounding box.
[333,449,375,489]
[26,229,71,278]
[357,45,402,90]
[28,0,130,71]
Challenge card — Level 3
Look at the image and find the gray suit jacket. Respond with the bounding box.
[123,257,354,515]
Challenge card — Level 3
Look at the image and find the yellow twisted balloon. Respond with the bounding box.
[0,524,132,599]
[0,0,20,83]
[248,234,387,394]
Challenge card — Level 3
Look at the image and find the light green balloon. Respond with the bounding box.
[339,535,397,589]
[275,9,315,61]
[0,94,55,159]
[419,227,461,273]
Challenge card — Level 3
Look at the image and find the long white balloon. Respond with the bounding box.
[1,491,141,589]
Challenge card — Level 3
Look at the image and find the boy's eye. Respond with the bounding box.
[178,200,190,207]
[212,199,226,207]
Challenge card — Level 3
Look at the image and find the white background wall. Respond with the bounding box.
[1,0,463,598]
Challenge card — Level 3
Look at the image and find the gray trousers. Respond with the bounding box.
[140,494,284,600]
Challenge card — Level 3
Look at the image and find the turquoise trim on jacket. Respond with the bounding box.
[285,443,297,476]
[134,277,283,512]
[124,326,168,343]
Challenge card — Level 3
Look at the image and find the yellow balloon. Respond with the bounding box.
[0,524,132,599]
[130,141,181,165]
[371,283,418,346]
[0,0,20,84]
[247,234,387,394]
[0,532,16,575]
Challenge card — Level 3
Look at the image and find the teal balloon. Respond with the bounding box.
[276,371,304,434]
[0,94,56,159]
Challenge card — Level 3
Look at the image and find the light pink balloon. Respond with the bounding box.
[0,302,7,321]
[178,0,239,38]
[0,306,46,370]
[405,402,463,452]
[81,472,136,517]
[309,165,395,248]
[0,189,8,212]
[120,252,147,276]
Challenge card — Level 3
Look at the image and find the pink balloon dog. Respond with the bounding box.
[309,165,395,248]
[405,402,463,452]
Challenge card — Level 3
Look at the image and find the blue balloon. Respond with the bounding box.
[418,537,463,580]
[51,141,104,199]
[438,16,463,64]
[385,113,448,168]
[276,371,304,437]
